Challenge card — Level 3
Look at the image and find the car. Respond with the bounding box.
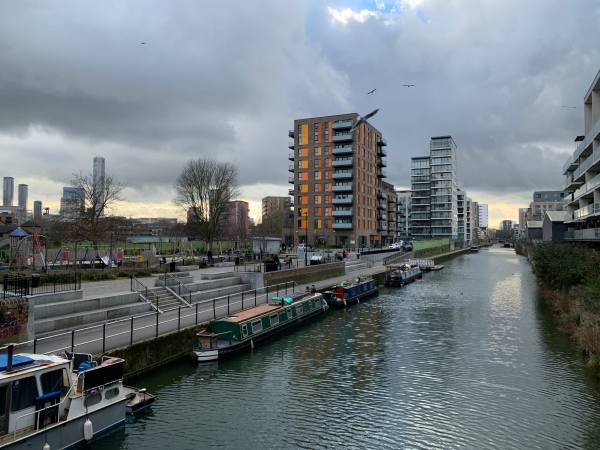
[388,241,403,250]
[402,242,413,251]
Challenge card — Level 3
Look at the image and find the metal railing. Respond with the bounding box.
[2,272,81,299]
[130,276,160,311]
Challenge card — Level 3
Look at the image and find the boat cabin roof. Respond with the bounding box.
[225,303,282,323]
[0,353,69,380]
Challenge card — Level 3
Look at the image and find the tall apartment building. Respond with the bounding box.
[457,188,466,244]
[93,156,106,213]
[529,190,564,221]
[290,113,388,248]
[221,200,250,243]
[563,69,600,241]
[410,136,459,240]
[3,177,14,206]
[17,184,28,210]
[60,186,85,220]
[396,190,411,240]
[478,204,489,229]
[466,197,473,243]
[262,196,291,220]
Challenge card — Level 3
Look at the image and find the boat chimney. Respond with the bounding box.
[6,345,14,371]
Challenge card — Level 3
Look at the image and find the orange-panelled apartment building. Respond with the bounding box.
[289,113,391,248]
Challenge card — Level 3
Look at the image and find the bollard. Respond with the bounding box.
[71,330,75,353]
[195,302,199,325]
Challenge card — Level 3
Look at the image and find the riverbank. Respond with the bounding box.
[524,242,600,374]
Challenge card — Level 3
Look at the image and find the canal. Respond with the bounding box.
[96,247,600,449]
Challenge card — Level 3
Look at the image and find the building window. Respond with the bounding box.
[315,196,322,204]
[324,124,329,142]
[315,147,322,157]
[314,124,319,143]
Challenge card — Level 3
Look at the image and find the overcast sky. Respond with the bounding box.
[1,0,599,226]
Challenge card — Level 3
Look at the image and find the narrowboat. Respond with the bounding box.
[322,277,378,307]
[0,348,153,449]
[384,264,422,287]
[469,246,480,253]
[192,292,328,362]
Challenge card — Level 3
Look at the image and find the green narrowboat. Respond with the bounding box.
[192,292,328,362]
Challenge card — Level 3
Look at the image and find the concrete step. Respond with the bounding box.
[346,263,368,272]
[183,276,243,292]
[190,283,249,303]
[35,302,152,335]
[200,271,236,281]
[154,275,194,287]
[31,290,83,306]
[35,292,140,320]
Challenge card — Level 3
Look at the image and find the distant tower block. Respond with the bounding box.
[18,184,28,210]
[93,156,106,213]
[34,200,42,223]
[3,177,14,206]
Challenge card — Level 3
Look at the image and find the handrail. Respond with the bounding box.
[131,275,160,312]
[163,272,192,307]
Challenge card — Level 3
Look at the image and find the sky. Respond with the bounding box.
[1,0,599,227]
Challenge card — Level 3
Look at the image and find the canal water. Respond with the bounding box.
[96,248,600,449]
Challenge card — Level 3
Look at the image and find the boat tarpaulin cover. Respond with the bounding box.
[0,355,34,371]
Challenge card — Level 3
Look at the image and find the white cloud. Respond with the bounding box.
[327,7,379,25]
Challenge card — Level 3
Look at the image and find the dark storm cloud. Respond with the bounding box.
[0,0,599,206]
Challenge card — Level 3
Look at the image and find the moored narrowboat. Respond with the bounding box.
[322,277,378,307]
[192,292,328,362]
[384,264,422,287]
[0,348,153,450]
[469,245,480,253]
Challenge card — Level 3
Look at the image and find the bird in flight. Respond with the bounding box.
[561,105,577,109]
[402,84,415,87]
[140,42,147,45]
[351,108,379,132]
[367,89,376,95]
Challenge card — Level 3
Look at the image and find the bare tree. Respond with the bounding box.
[70,172,125,245]
[175,158,238,251]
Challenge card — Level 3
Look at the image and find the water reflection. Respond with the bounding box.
[96,248,600,450]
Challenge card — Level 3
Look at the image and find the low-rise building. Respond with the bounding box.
[542,211,569,242]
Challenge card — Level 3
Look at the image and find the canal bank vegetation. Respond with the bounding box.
[530,243,600,370]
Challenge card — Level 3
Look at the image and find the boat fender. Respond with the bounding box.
[343,298,347,307]
[84,418,93,441]
[43,443,50,450]
[250,339,254,350]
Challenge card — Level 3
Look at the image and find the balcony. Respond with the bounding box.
[572,203,600,220]
[333,208,353,217]
[571,118,600,167]
[332,132,353,143]
[288,176,294,184]
[562,154,578,174]
[377,169,387,178]
[377,136,387,146]
[377,204,386,210]
[377,214,388,221]
[288,152,294,161]
[333,145,353,155]
[377,158,386,167]
[288,130,295,138]
[333,221,353,230]
[332,157,353,167]
[333,195,353,205]
[573,148,600,182]
[288,189,294,196]
[332,183,353,192]
[565,227,600,241]
[333,119,353,129]
[288,163,294,172]
[377,147,387,157]
[333,170,352,180]
[570,172,600,204]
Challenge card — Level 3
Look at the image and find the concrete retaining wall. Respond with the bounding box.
[264,262,345,288]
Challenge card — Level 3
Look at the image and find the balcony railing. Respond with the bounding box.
[332,145,353,155]
[333,119,353,129]
[288,176,294,184]
[377,147,387,157]
[333,170,352,180]
[573,203,600,220]
[572,118,600,166]
[332,183,353,192]
[288,163,294,172]
[333,221,353,230]
[332,132,353,142]
[377,158,386,167]
[377,136,387,146]
[332,157,353,167]
[333,195,353,204]
[288,152,294,161]
[332,208,353,217]
[288,141,294,150]
[377,169,387,178]
[288,189,294,196]
[573,148,600,181]
[565,227,600,240]
[288,130,294,138]
[571,172,600,202]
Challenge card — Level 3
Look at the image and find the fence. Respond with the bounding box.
[2,272,81,299]
[2,281,297,357]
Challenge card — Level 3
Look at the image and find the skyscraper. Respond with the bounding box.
[3,177,14,206]
[60,187,85,220]
[18,184,28,210]
[33,200,43,223]
[93,156,106,213]
[478,204,489,229]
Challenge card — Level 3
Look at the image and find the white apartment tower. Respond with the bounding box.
[93,156,106,213]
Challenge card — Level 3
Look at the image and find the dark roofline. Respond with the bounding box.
[431,135,452,140]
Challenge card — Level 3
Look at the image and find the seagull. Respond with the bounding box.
[350,108,379,132]
[402,84,415,87]
[367,88,376,95]
[140,42,147,45]
[561,105,577,109]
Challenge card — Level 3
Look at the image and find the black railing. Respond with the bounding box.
[2,272,81,298]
